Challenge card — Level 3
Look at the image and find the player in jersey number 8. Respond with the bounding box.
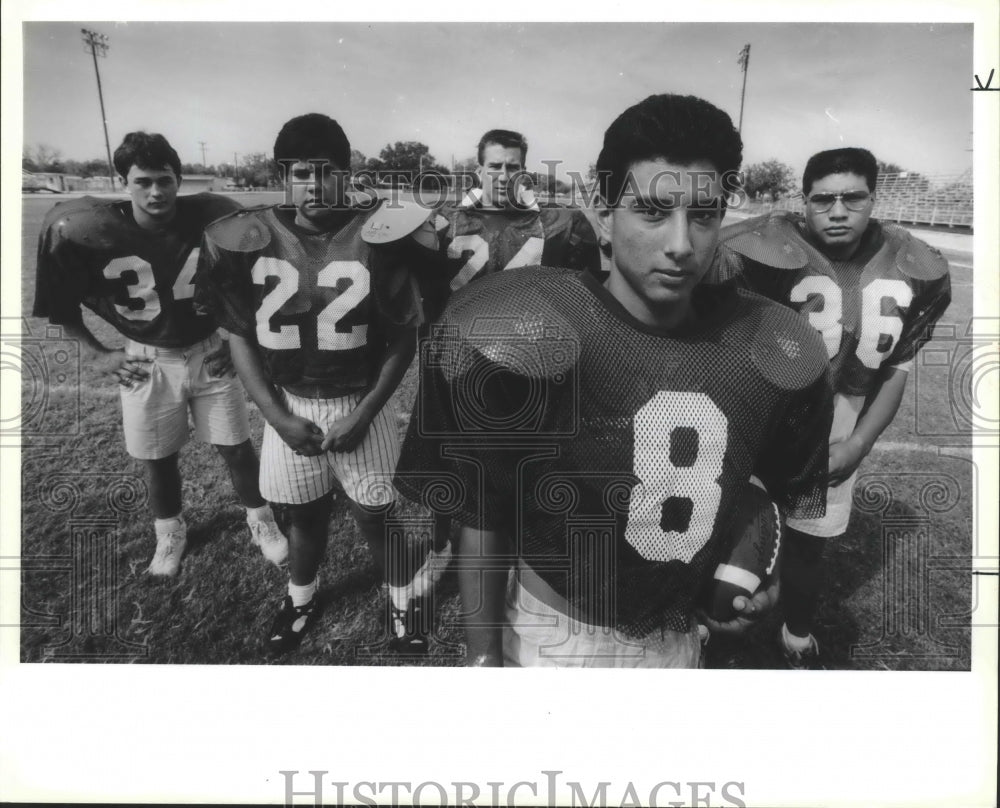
[395,94,833,667]
[32,132,287,579]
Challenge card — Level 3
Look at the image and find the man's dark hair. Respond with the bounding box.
[477,129,528,165]
[596,94,743,205]
[113,132,182,181]
[274,113,351,171]
[802,147,878,195]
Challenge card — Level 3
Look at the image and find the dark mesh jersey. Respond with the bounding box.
[418,200,601,321]
[396,267,833,636]
[713,212,951,398]
[194,204,421,395]
[33,193,241,347]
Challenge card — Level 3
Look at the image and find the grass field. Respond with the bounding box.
[15,193,977,669]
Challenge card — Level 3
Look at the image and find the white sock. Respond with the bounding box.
[154,516,185,535]
[245,504,273,523]
[289,578,317,607]
[782,623,813,652]
[388,583,412,611]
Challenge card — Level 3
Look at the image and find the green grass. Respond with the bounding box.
[17,195,974,668]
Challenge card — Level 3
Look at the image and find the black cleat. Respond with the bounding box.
[266,595,322,658]
[386,595,430,655]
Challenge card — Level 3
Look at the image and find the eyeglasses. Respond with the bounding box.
[806,190,872,213]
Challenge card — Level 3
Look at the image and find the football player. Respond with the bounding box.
[394,94,834,667]
[713,147,952,668]
[33,132,286,578]
[194,113,423,657]
[402,129,604,604]
[417,129,601,323]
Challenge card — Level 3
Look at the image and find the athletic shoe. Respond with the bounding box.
[147,529,187,577]
[410,542,453,599]
[249,518,289,566]
[266,596,322,657]
[386,594,430,655]
[780,625,826,670]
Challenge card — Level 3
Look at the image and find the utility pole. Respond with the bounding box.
[737,43,751,134]
[81,29,115,189]
[199,141,208,168]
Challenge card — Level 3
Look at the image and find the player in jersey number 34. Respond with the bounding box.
[33,132,286,578]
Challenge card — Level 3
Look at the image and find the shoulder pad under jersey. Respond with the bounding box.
[537,205,576,237]
[720,212,810,270]
[204,207,273,253]
[361,197,435,244]
[881,224,950,281]
[745,292,829,391]
[42,196,128,250]
[439,267,580,381]
[179,192,243,226]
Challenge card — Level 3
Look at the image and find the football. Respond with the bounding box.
[705,476,782,622]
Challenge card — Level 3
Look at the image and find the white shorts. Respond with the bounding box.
[260,390,401,507]
[120,333,251,460]
[502,574,702,668]
[786,392,866,538]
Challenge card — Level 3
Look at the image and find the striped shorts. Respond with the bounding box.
[261,390,400,507]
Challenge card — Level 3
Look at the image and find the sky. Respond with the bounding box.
[19,21,974,181]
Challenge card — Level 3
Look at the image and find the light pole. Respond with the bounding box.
[737,43,751,134]
[81,29,115,190]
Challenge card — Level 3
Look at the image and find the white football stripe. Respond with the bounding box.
[714,564,761,593]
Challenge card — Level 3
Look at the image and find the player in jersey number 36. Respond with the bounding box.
[713,147,951,668]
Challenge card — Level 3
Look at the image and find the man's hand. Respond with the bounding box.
[697,575,780,637]
[828,435,868,486]
[274,413,324,456]
[204,340,236,378]
[96,350,152,389]
[321,406,373,453]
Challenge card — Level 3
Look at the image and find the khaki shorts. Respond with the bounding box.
[260,389,401,507]
[503,572,702,668]
[120,333,251,460]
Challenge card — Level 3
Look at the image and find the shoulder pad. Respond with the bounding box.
[361,198,435,244]
[204,208,273,253]
[180,192,242,225]
[441,269,580,381]
[537,205,574,236]
[882,225,950,281]
[745,293,828,390]
[42,196,127,250]
[720,212,810,270]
